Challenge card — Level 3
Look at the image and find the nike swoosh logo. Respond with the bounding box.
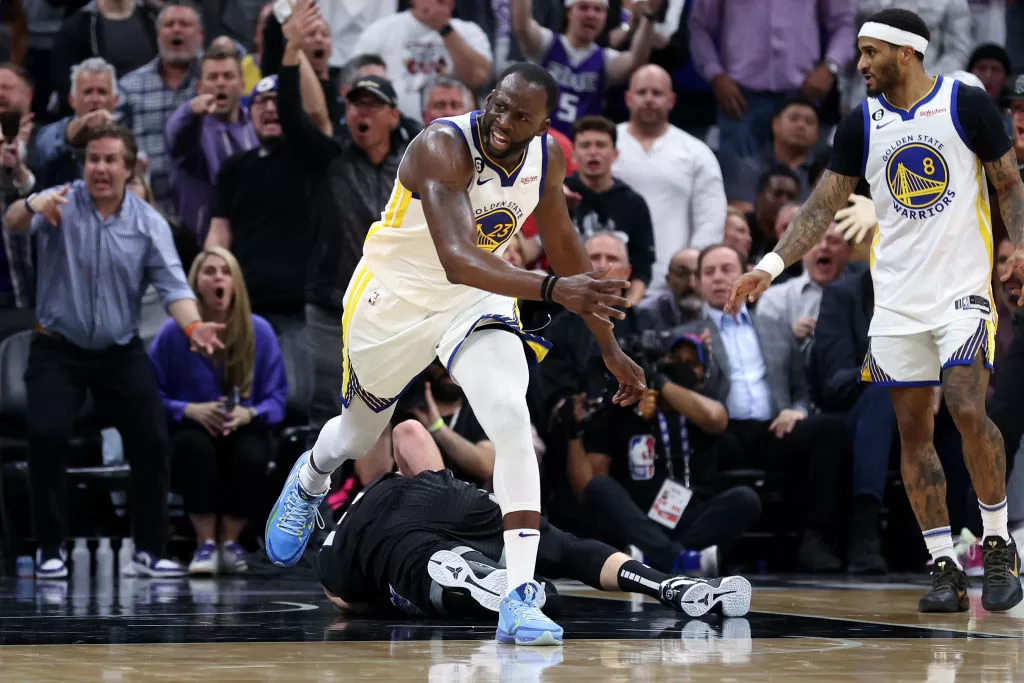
[476,177,492,185]
[875,120,894,129]
[518,531,539,538]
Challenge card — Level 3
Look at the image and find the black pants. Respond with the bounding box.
[171,422,272,518]
[990,309,1024,476]
[25,335,171,557]
[581,475,762,572]
[720,415,849,535]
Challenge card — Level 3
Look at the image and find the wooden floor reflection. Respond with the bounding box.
[1,637,1021,682]
[1,577,1023,681]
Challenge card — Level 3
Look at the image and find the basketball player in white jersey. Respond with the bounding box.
[728,8,1024,614]
[264,62,646,645]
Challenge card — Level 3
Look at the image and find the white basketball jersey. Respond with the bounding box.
[361,111,549,311]
[863,75,994,336]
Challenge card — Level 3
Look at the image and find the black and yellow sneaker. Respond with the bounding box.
[918,557,969,613]
[980,536,1023,612]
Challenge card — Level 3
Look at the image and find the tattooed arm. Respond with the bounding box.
[773,170,861,267]
[984,148,1024,247]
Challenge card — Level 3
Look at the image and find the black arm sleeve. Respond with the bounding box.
[627,192,655,286]
[261,15,285,77]
[956,83,1013,162]
[827,106,866,178]
[276,65,342,169]
[211,156,236,220]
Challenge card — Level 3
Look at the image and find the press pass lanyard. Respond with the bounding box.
[656,411,691,488]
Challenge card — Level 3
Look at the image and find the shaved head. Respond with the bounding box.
[626,65,676,130]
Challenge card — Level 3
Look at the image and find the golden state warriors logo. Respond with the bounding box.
[885,142,952,217]
[475,208,518,252]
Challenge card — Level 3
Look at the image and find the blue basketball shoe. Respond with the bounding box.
[265,451,325,566]
[496,581,563,646]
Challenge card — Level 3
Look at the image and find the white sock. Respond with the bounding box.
[298,460,330,495]
[979,498,1011,542]
[503,529,540,595]
[923,526,962,568]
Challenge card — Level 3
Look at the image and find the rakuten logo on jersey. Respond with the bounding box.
[521,176,538,185]
[918,108,947,118]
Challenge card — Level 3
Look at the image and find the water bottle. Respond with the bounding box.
[95,538,114,615]
[71,538,90,575]
[15,555,33,578]
[118,537,136,577]
[96,538,114,576]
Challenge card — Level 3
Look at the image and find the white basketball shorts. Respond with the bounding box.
[861,317,996,386]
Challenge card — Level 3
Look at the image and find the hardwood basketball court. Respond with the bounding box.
[1,574,1021,681]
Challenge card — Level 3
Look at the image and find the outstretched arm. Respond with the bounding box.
[773,170,860,267]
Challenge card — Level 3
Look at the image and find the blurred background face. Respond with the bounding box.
[773,203,801,240]
[757,177,800,232]
[71,70,117,117]
[996,238,1015,284]
[1011,100,1024,160]
[84,137,132,202]
[772,103,818,151]
[159,7,203,65]
[251,92,281,142]
[665,247,699,299]
[573,129,617,182]
[566,1,607,44]
[0,68,29,115]
[586,234,632,282]
[972,59,1008,99]
[346,93,399,150]
[423,85,472,124]
[698,246,743,310]
[199,58,244,118]
[195,253,234,315]
[803,224,852,285]
[625,67,675,128]
[723,214,752,261]
[306,18,332,75]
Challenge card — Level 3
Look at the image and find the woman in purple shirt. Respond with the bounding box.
[148,247,288,575]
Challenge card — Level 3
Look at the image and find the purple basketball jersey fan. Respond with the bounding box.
[541,35,607,137]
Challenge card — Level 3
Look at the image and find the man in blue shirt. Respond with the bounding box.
[4,123,224,580]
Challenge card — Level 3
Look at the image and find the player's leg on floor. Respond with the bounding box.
[449,328,561,645]
[890,385,968,612]
[942,351,1022,611]
[425,546,511,617]
[265,397,395,566]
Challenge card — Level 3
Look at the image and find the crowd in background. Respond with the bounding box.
[1,0,1024,579]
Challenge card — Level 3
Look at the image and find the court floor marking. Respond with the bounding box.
[0,600,320,620]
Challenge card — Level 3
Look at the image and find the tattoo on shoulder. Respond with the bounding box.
[773,170,859,266]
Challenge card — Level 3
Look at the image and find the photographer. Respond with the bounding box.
[563,334,761,576]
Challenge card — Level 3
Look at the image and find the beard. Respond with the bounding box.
[482,124,533,160]
[866,61,900,97]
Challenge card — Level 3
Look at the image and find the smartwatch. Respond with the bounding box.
[24,193,38,214]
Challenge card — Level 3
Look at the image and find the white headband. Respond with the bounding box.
[858,21,929,55]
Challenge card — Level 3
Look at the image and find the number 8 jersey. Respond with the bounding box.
[830,75,1013,336]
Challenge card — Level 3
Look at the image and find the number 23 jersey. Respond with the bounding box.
[829,76,1012,335]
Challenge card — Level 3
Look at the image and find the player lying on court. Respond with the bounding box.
[265,7,646,647]
[317,418,752,621]
[730,8,1024,613]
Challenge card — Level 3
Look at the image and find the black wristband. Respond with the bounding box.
[24,193,37,214]
[541,274,559,303]
[439,24,454,37]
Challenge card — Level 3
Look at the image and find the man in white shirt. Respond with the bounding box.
[352,0,492,122]
[757,222,853,347]
[324,0,399,68]
[612,64,726,292]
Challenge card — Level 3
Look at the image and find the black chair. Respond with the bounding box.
[0,331,125,573]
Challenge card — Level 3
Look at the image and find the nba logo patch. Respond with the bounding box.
[628,435,656,481]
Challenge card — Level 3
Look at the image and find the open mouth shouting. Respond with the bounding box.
[489,127,510,153]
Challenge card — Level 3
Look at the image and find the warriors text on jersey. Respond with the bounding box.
[828,76,1012,336]
[361,110,549,313]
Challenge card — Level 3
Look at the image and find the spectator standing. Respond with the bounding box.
[22,0,65,124]
[613,64,726,291]
[51,0,159,119]
[3,124,224,579]
[724,98,825,205]
[119,0,203,216]
[149,247,287,575]
[166,43,256,244]
[511,0,658,137]
[0,63,37,326]
[567,115,655,304]
[322,0,399,68]
[35,58,120,188]
[456,0,564,78]
[689,0,854,168]
[351,0,492,122]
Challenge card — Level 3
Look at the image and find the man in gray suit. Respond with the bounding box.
[676,244,851,572]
